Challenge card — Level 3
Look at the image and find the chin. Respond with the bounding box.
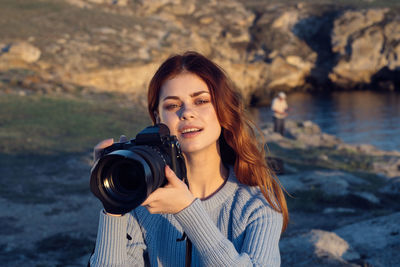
[180,142,218,155]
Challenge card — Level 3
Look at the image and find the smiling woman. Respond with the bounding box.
[89,51,289,267]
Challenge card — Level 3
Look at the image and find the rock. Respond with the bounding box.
[248,4,318,94]
[373,157,400,178]
[335,212,400,266]
[0,42,41,64]
[331,9,387,55]
[323,207,357,214]
[280,229,360,266]
[266,56,313,89]
[281,212,400,267]
[330,9,400,88]
[283,120,342,147]
[93,27,117,35]
[279,170,366,196]
[351,191,380,205]
[86,0,128,6]
[67,63,160,93]
[355,144,378,154]
[379,176,400,195]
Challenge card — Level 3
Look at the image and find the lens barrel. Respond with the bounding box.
[90,146,168,214]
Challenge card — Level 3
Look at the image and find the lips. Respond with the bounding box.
[179,125,203,137]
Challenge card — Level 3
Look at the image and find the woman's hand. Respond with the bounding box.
[142,166,195,214]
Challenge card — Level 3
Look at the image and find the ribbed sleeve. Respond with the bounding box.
[174,197,282,266]
[174,199,226,252]
[241,206,283,266]
[90,166,283,266]
[90,210,129,266]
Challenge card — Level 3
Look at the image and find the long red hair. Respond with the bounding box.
[147,51,288,232]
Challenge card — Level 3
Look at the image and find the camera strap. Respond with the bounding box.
[177,232,192,267]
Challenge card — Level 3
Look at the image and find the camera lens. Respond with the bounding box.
[110,160,145,193]
[91,146,167,213]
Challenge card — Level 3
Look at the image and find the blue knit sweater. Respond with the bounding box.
[90,167,283,266]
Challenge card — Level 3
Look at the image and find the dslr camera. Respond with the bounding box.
[90,123,187,214]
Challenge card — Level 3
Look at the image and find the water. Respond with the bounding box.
[253,91,400,152]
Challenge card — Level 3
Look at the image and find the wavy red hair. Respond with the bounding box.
[147,51,288,231]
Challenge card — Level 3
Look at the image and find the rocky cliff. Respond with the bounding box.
[1,0,399,105]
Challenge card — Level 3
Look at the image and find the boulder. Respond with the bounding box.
[284,120,342,147]
[0,42,41,65]
[379,176,400,195]
[335,212,400,266]
[372,157,400,178]
[280,229,360,266]
[279,170,366,196]
[330,9,400,88]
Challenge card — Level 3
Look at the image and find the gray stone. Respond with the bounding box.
[323,207,357,214]
[351,191,380,204]
[330,9,400,87]
[373,158,400,178]
[379,176,400,195]
[279,170,366,196]
[280,229,360,266]
[335,212,400,262]
[0,42,41,63]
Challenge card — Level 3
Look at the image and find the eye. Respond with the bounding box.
[195,98,210,105]
[164,103,181,110]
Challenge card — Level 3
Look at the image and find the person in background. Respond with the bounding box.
[271,92,288,136]
[89,51,288,266]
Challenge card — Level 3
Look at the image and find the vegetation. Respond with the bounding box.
[0,93,150,155]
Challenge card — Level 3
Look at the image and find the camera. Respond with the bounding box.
[90,123,187,214]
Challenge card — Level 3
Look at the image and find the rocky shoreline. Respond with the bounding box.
[262,120,400,266]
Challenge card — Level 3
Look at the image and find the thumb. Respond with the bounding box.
[119,135,128,143]
[93,138,114,161]
[164,165,181,186]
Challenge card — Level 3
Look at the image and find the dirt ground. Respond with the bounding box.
[0,152,101,266]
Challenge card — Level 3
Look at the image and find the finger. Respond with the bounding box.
[93,138,114,161]
[94,138,114,150]
[141,198,151,206]
[119,135,128,143]
[141,192,157,206]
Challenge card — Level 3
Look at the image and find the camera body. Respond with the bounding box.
[90,123,187,214]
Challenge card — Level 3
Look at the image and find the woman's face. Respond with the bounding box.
[156,72,221,155]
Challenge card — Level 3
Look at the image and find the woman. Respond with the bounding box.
[90,51,288,266]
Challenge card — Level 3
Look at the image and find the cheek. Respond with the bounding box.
[205,108,221,126]
[159,113,179,133]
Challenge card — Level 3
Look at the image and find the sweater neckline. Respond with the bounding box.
[199,166,238,211]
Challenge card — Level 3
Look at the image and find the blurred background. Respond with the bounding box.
[0,0,399,266]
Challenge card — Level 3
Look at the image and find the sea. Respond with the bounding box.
[252,91,400,152]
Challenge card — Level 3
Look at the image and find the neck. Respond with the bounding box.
[184,150,228,199]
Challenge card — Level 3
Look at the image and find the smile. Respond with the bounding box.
[180,127,203,138]
[181,128,202,134]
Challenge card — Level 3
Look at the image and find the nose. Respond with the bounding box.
[179,104,195,120]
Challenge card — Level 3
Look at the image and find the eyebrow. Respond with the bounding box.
[161,91,210,101]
